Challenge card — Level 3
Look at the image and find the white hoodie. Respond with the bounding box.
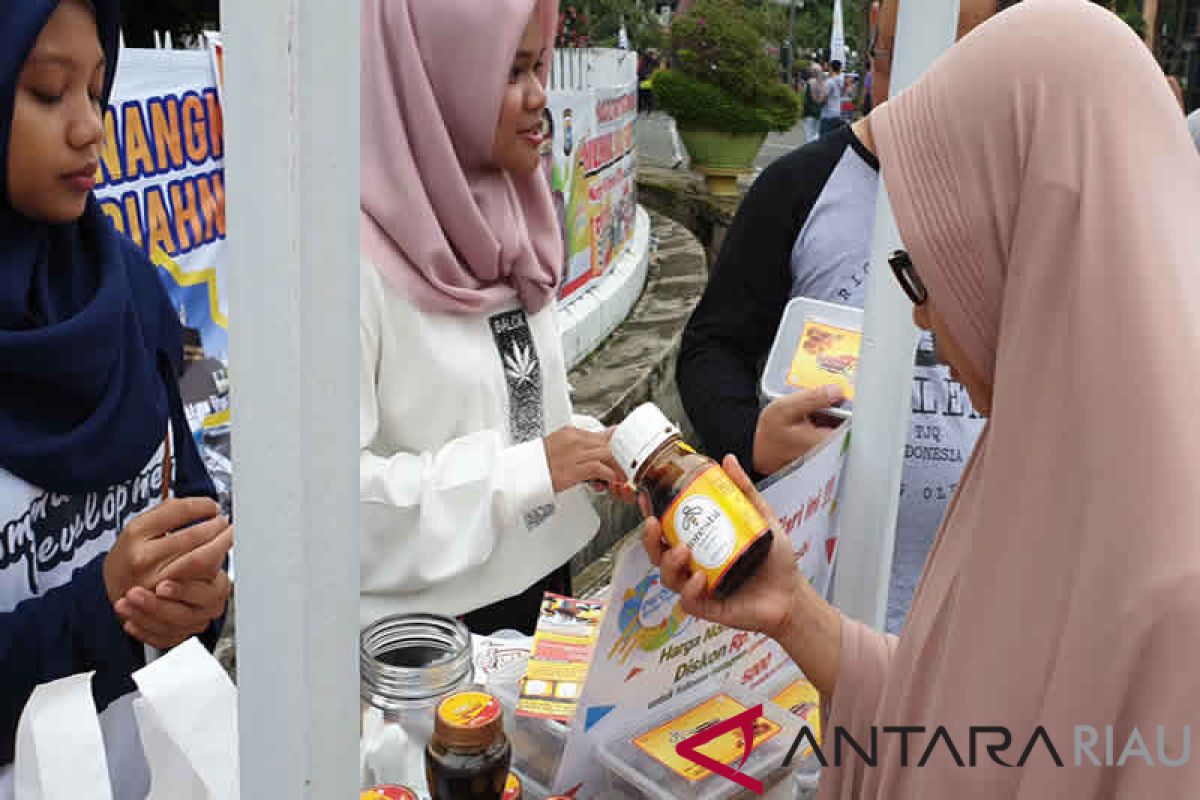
[359,259,600,625]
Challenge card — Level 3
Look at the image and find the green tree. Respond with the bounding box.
[120,0,218,48]
[571,0,853,58]
[789,2,866,68]
[564,0,664,50]
[724,1,869,73]
[653,0,801,132]
[1112,0,1148,38]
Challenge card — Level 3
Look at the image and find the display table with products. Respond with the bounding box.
[359,423,849,800]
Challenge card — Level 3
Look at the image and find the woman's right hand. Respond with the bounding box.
[103,498,232,608]
[543,425,623,494]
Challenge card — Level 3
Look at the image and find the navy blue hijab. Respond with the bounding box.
[1,0,213,498]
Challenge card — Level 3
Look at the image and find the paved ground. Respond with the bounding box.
[636,110,812,174]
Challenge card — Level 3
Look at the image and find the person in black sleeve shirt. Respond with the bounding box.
[677,0,1015,634]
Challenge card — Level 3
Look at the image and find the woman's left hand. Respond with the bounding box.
[586,425,636,503]
[114,571,232,650]
[589,478,638,504]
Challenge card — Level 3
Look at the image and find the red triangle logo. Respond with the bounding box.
[674,704,765,795]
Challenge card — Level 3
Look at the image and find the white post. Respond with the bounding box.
[223,0,360,796]
[831,0,959,629]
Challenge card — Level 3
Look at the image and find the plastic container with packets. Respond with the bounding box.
[495,767,569,800]
[507,768,554,800]
[597,684,801,800]
[760,298,864,423]
[759,671,823,793]
[489,679,569,791]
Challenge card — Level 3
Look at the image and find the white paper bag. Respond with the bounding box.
[132,639,239,800]
[14,672,115,800]
[12,639,239,799]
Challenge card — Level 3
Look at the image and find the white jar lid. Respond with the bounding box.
[610,403,680,480]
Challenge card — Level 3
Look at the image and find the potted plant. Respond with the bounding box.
[556,5,591,48]
[652,0,800,195]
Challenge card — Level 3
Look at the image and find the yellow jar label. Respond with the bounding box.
[662,465,769,590]
[502,772,522,800]
[437,691,501,729]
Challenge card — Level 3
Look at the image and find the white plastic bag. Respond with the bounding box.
[14,639,239,800]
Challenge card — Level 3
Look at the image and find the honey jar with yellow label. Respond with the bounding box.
[425,690,511,799]
[611,403,773,598]
[360,786,418,800]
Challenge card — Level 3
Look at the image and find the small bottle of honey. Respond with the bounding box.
[611,403,774,598]
[425,691,512,800]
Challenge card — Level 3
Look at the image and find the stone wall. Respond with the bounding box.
[635,167,743,270]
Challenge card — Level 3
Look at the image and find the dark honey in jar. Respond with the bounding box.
[425,690,511,799]
[611,403,773,598]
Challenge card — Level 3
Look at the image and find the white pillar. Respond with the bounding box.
[831,0,959,630]
[223,0,360,795]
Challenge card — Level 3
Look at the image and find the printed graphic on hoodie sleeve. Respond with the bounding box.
[490,309,555,530]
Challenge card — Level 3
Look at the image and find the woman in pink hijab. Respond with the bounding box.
[646,0,1200,796]
[358,0,624,635]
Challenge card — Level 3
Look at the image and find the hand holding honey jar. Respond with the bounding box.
[619,404,844,700]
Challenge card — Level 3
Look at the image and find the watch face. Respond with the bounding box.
[915,331,942,368]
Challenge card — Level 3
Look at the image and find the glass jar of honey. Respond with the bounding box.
[425,691,512,800]
[611,403,773,598]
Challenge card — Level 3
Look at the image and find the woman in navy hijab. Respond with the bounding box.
[0,2,233,795]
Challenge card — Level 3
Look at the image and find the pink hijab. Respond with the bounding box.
[823,1,1200,797]
[360,0,563,315]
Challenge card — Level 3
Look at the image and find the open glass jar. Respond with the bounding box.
[360,613,476,794]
